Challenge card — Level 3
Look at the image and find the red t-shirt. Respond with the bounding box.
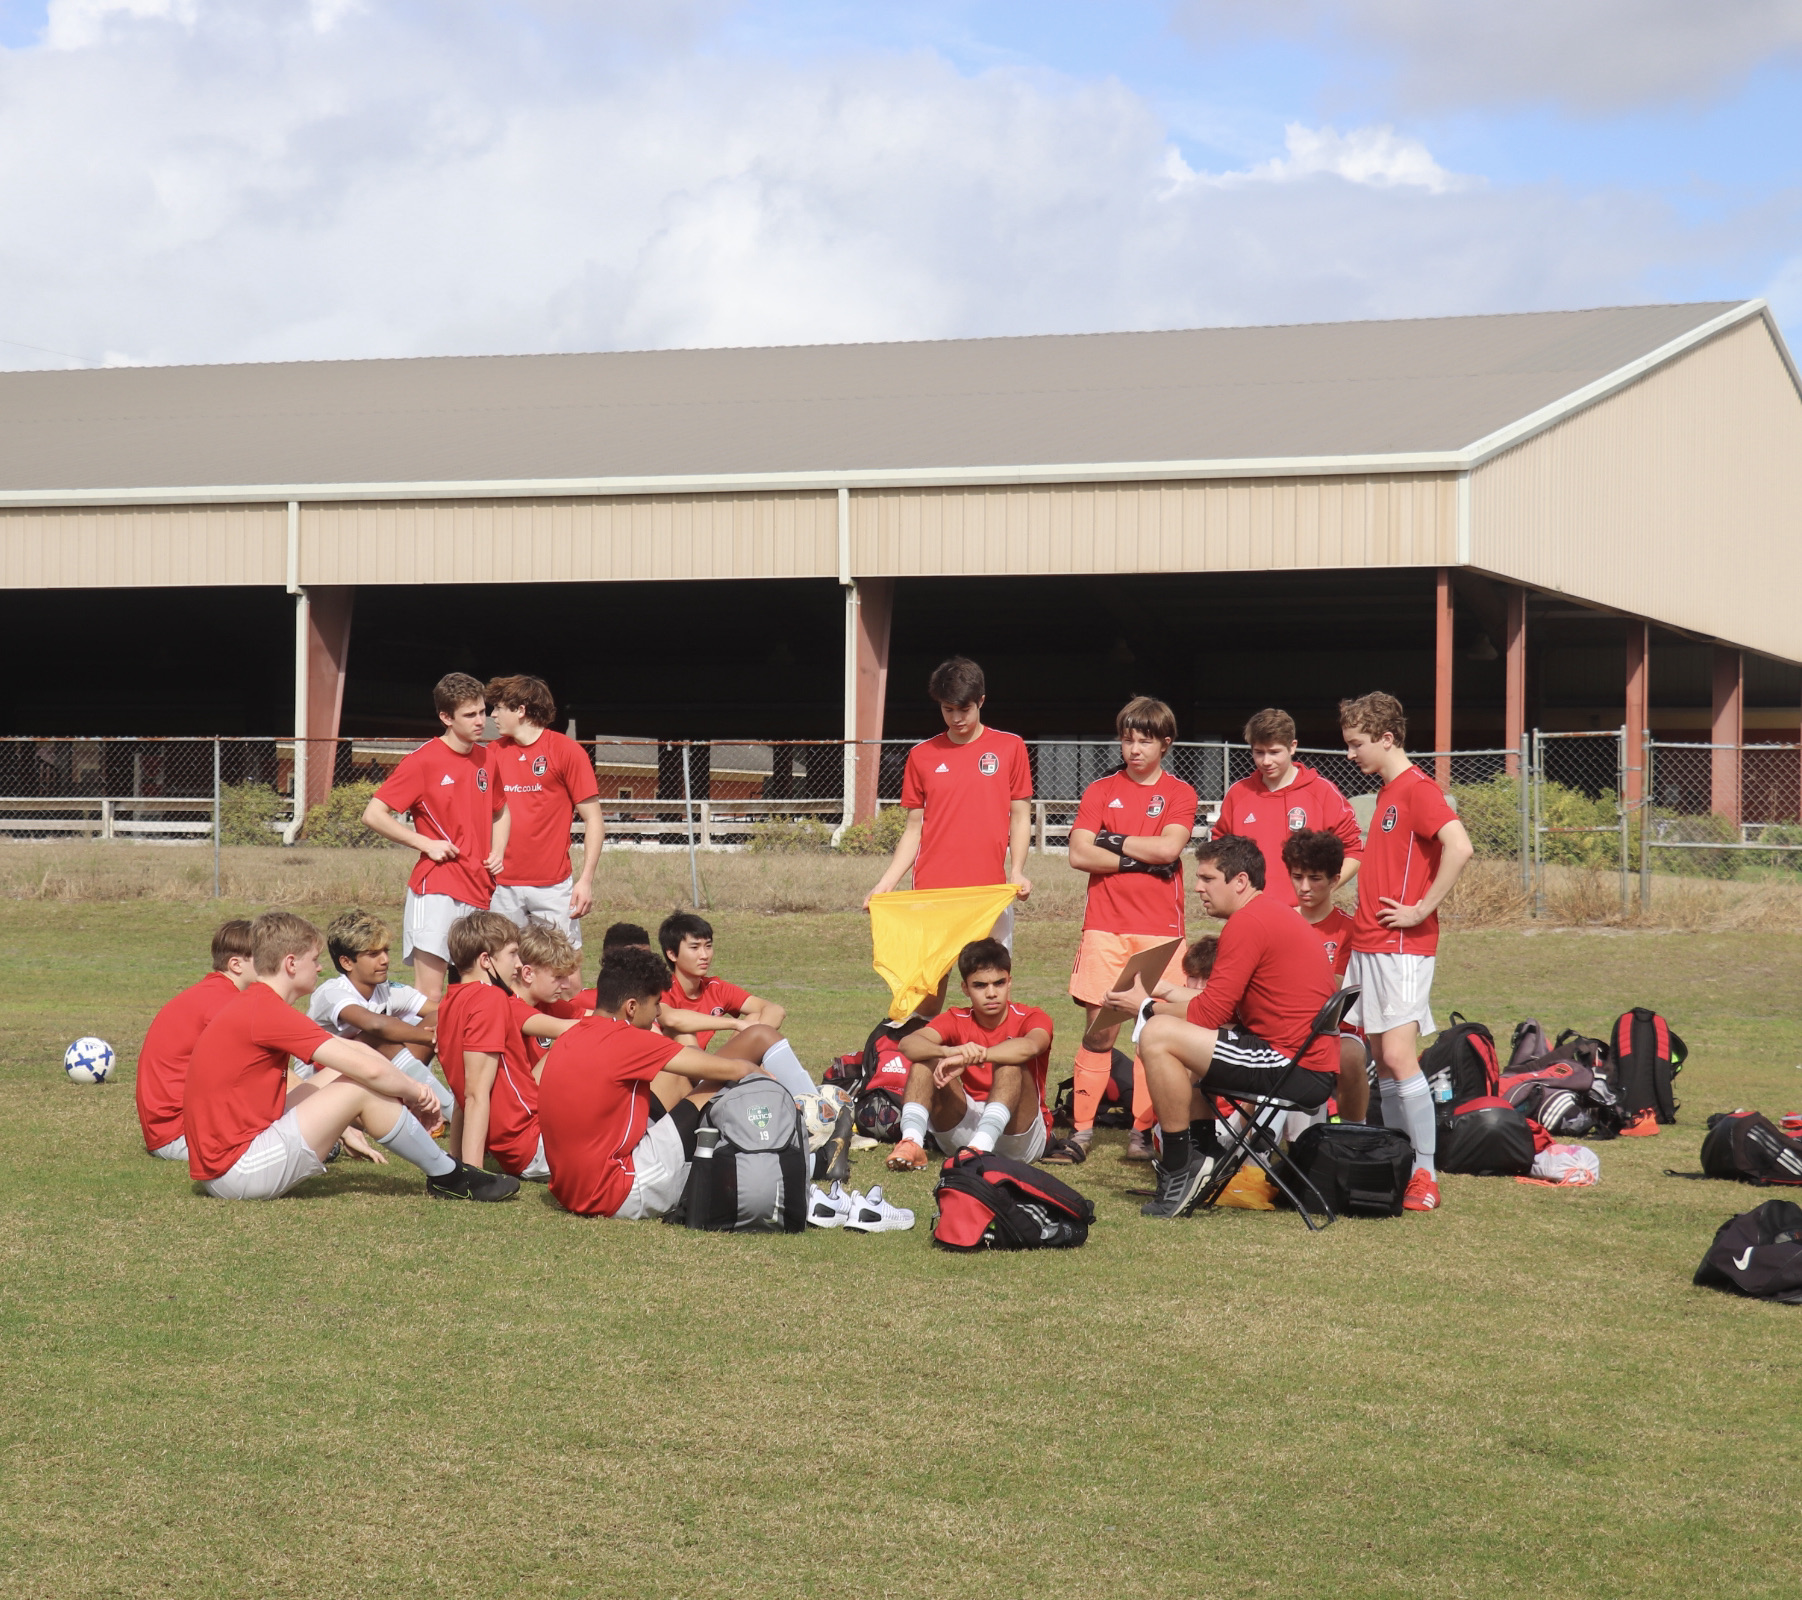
[136,970,240,1152]
[661,975,751,1050]
[1299,906,1354,978]
[540,1017,685,1217]
[899,729,1033,890]
[184,983,331,1181]
[1073,769,1198,935]
[542,989,597,1020]
[434,981,542,1174]
[490,730,601,888]
[1211,765,1364,909]
[927,1002,1054,1115]
[1186,892,1337,1074]
[372,738,505,908]
[1349,765,1458,957]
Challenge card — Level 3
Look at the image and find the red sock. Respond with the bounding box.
[1132,1055,1158,1131]
[1072,1047,1113,1132]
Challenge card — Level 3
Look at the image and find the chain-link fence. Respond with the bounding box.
[1643,737,1802,893]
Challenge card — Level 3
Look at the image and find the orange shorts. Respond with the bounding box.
[1068,929,1188,1010]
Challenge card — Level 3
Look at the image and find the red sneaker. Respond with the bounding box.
[886,1138,929,1172]
[1619,1108,1660,1137]
[1403,1169,1441,1211]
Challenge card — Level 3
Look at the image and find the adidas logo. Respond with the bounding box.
[1107,798,1124,808]
[439,775,455,785]
[1243,811,1256,822]
[935,763,950,773]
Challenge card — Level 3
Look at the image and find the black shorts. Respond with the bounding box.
[1204,1027,1337,1108]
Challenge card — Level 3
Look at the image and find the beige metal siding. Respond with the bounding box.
[1471,317,1802,663]
[850,475,1458,576]
[300,492,838,585]
[0,503,286,588]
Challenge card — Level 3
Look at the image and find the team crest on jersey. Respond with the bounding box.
[1287,806,1307,830]
[532,755,548,777]
[476,768,488,793]
[1381,804,1398,833]
[978,752,999,776]
[1324,939,1340,961]
[1147,795,1166,817]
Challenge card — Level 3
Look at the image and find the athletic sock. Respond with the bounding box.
[1131,1056,1158,1131]
[377,1110,455,1177]
[1379,1076,1403,1130]
[759,1037,814,1099]
[1071,1047,1113,1132]
[1158,1126,1192,1172]
[898,1102,930,1147]
[968,1097,1012,1153]
[1395,1074,1437,1176]
[1190,1118,1221,1157]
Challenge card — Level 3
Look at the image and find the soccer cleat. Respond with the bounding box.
[1619,1108,1659,1137]
[806,1181,853,1229]
[1139,1151,1214,1219]
[816,1101,855,1185]
[1123,1128,1155,1163]
[886,1138,929,1172]
[426,1161,522,1202]
[844,1184,916,1233]
[1403,1169,1441,1211]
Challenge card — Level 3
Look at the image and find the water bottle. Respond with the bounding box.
[686,1126,719,1230]
[1427,1068,1454,1105]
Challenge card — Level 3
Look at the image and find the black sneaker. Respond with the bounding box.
[427,1161,521,1202]
[1139,1151,1214,1219]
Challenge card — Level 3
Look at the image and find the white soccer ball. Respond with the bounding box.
[797,1084,849,1151]
[64,1036,116,1085]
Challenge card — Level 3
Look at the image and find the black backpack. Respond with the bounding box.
[1610,1008,1686,1124]
[1693,1200,1802,1303]
[1438,1096,1536,1176]
[1051,1048,1136,1131]
[1418,1013,1501,1124]
[1283,1122,1414,1217]
[1698,1112,1802,1186]
[1500,1059,1628,1140]
[1507,1018,1551,1069]
[930,1150,1094,1251]
[677,1075,809,1233]
[824,1017,930,1143]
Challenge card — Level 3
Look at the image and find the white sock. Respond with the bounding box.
[377,1110,456,1177]
[899,1102,930,1146]
[1395,1074,1437,1176]
[1379,1076,1402,1128]
[759,1037,814,1099]
[968,1098,1012,1154]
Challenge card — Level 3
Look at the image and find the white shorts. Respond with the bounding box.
[931,1095,1048,1163]
[519,1135,550,1181]
[1344,952,1438,1037]
[990,903,1015,953]
[150,1135,188,1161]
[490,879,582,947]
[202,1110,326,1201]
[402,891,486,964]
[612,1115,691,1221]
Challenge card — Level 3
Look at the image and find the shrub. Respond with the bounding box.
[1448,776,1524,862]
[744,815,834,854]
[1648,812,1742,880]
[301,782,384,848]
[836,805,908,857]
[218,783,288,846]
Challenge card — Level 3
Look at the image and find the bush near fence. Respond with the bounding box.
[218,783,288,846]
[301,782,383,848]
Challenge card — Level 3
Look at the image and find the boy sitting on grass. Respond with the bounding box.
[513,921,588,1044]
[183,911,515,1202]
[1282,829,1369,1124]
[539,947,786,1221]
[656,911,814,1098]
[137,919,256,1161]
[305,909,452,1119]
[888,938,1053,1170]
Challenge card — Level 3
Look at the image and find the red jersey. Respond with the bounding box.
[1299,906,1354,978]
[927,1002,1054,1112]
[899,729,1033,890]
[1211,765,1363,909]
[184,983,330,1181]
[540,1017,685,1217]
[136,970,240,1151]
[542,988,597,1020]
[661,975,750,1050]
[1186,892,1337,1073]
[434,981,542,1175]
[372,737,504,908]
[1073,768,1198,935]
[1349,765,1458,957]
[490,729,600,888]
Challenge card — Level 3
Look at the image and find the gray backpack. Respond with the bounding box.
[680,1074,809,1233]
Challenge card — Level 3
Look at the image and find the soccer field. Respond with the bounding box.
[4,899,1801,1599]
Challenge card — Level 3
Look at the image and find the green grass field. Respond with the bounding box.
[4,899,1801,1598]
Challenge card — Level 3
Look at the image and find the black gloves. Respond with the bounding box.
[1095,831,1179,879]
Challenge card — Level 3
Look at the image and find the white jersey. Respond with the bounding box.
[308,974,429,1037]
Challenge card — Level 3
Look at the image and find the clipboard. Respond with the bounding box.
[1089,938,1183,1030]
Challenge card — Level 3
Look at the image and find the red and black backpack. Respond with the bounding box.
[824,1017,930,1143]
[930,1149,1094,1251]
[1611,1008,1686,1124]
[1418,1013,1500,1124]
[1501,1058,1628,1140]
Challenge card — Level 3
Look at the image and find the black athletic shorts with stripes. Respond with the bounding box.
[1204,1026,1337,1107]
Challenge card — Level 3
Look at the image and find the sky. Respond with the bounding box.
[0,0,1798,369]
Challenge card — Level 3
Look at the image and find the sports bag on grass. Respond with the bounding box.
[930,1149,1094,1251]
[1507,1018,1551,1069]
[1418,1013,1500,1122]
[1696,1112,1802,1186]
[1611,1008,1686,1124]
[1501,1059,1628,1140]
[678,1074,809,1233]
[1052,1048,1136,1131]
[1438,1096,1536,1176]
[825,1017,930,1143]
[1693,1199,1802,1303]
[1283,1122,1413,1217]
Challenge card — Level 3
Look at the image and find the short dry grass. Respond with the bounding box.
[3,897,1801,1598]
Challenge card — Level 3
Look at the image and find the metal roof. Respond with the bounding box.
[0,301,1755,496]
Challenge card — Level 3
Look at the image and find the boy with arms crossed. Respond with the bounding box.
[1061,696,1196,1162]
[136,920,255,1161]
[1340,692,1474,1211]
[485,675,605,944]
[864,656,1034,1016]
[1213,708,1363,908]
[887,939,1054,1170]
[1282,829,1369,1124]
[184,912,515,1202]
[656,911,815,1099]
[362,673,509,1002]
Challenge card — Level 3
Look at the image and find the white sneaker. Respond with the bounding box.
[843,1183,916,1233]
[806,1182,853,1229]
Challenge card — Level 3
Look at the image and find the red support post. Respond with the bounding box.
[1504,586,1527,777]
[852,578,893,823]
[1711,645,1742,826]
[1434,568,1453,788]
[1624,619,1649,808]
[304,586,354,812]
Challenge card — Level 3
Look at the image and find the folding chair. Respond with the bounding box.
[1183,986,1362,1231]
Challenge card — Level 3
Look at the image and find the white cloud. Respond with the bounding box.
[1170,122,1468,194]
